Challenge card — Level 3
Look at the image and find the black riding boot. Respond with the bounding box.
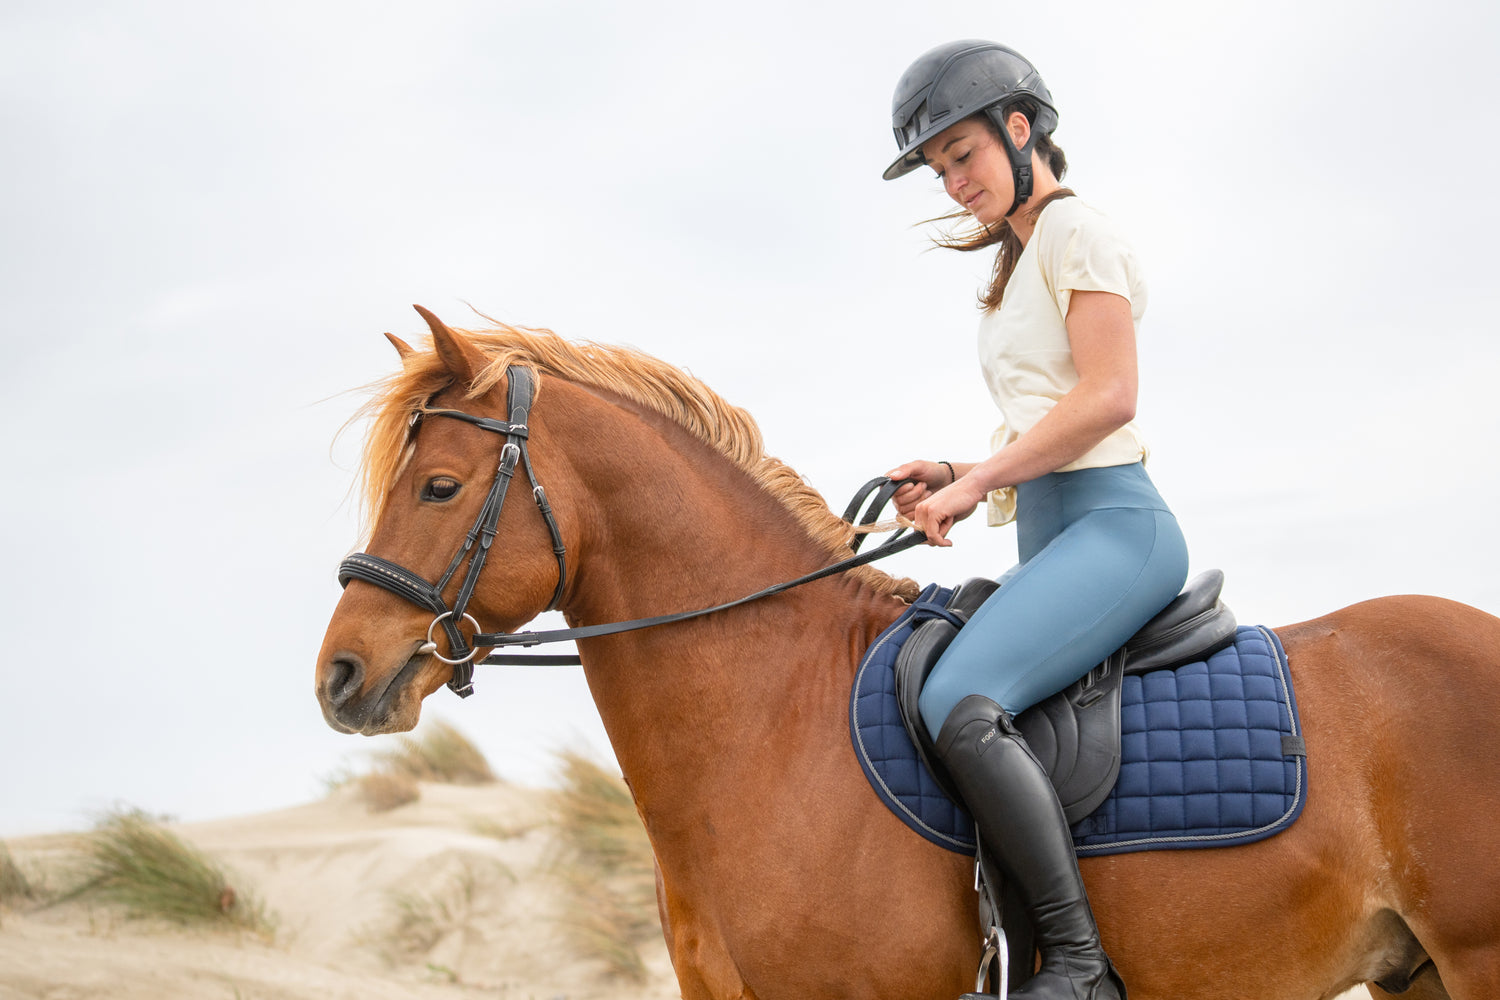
[935,694,1126,1000]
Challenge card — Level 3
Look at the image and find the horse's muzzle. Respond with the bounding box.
[318,651,367,734]
[317,646,427,735]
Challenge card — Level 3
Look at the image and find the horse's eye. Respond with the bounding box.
[422,478,461,502]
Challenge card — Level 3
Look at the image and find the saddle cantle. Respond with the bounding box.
[894,570,1238,824]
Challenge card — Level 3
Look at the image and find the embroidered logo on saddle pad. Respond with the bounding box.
[849,585,1308,857]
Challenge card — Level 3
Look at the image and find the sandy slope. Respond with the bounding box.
[0,784,1375,999]
[0,782,679,1000]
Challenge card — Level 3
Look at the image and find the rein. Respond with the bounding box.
[336,368,923,695]
[474,527,925,666]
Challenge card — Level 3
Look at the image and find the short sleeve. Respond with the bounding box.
[1034,203,1139,319]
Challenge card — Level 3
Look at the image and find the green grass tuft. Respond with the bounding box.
[64,809,273,936]
[549,750,660,983]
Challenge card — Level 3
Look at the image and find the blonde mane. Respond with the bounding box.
[353,318,916,602]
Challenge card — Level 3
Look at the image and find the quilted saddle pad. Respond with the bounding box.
[849,585,1308,857]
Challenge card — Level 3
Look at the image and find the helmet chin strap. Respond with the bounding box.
[987,108,1042,218]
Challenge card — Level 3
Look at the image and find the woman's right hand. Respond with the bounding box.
[885,460,953,518]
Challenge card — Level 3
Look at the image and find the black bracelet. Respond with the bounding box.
[939,460,956,484]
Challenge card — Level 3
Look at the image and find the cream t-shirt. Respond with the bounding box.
[978,197,1149,526]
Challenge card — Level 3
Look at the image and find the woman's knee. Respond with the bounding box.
[918,670,952,742]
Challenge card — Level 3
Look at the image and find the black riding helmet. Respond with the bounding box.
[884,40,1058,217]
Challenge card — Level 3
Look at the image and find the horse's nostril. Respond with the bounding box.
[325,653,365,708]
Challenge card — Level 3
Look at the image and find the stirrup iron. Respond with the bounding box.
[976,923,1008,997]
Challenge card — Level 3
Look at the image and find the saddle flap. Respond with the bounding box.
[1013,651,1125,825]
[895,622,968,806]
[893,578,1001,804]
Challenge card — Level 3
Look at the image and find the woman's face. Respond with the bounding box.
[921,116,1017,227]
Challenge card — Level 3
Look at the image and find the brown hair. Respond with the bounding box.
[927,106,1074,311]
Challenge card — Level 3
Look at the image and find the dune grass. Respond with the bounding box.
[372,719,496,785]
[326,719,498,812]
[63,809,272,936]
[549,750,660,983]
[357,769,422,813]
[383,861,485,956]
[360,856,515,968]
[0,840,35,907]
[466,815,538,841]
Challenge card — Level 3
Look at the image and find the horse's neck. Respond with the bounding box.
[548,383,903,794]
[550,379,875,634]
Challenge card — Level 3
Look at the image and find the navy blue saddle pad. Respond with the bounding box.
[849,584,1308,857]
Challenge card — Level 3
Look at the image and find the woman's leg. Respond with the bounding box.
[937,694,1127,1000]
[924,505,1186,999]
[918,507,1187,739]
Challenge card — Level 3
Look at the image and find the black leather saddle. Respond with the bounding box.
[895,570,1237,824]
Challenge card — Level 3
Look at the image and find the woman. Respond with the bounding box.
[883,40,1189,1000]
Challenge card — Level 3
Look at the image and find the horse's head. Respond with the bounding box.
[315,306,573,735]
[316,307,920,737]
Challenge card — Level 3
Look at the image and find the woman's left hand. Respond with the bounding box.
[911,479,986,547]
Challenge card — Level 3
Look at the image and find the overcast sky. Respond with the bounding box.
[3,0,1497,837]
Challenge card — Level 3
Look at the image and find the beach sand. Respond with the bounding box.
[0,781,677,1000]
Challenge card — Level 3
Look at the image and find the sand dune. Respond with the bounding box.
[0,782,678,999]
[0,782,1376,999]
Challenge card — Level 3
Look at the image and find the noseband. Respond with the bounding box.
[337,366,566,697]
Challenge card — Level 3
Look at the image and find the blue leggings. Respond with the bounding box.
[918,463,1189,740]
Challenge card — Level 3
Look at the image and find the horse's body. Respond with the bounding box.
[317,309,1500,1000]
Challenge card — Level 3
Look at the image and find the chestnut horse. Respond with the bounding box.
[316,307,1500,1000]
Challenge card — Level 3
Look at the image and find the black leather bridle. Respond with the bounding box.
[338,366,566,697]
[336,364,925,698]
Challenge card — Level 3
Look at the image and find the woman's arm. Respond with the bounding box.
[910,289,1139,544]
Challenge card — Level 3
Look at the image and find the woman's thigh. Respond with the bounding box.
[918,507,1187,738]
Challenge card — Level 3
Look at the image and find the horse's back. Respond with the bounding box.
[1280,592,1500,654]
[1279,594,1500,732]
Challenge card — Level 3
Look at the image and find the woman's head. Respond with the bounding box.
[920,109,1067,228]
[884,40,1060,217]
[886,41,1073,309]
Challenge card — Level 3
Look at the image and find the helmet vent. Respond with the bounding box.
[897,99,931,147]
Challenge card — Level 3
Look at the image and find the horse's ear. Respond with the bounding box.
[414,304,486,386]
[384,332,416,361]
